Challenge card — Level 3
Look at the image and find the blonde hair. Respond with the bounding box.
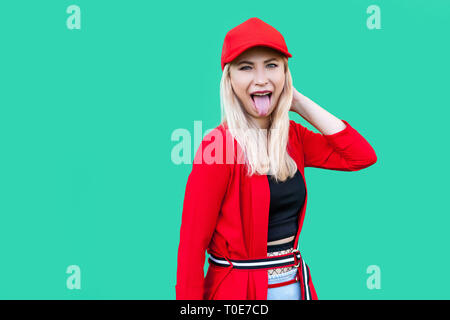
[219,55,298,182]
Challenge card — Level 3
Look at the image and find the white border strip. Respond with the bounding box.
[302,259,310,300]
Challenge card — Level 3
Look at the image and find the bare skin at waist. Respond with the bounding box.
[267,235,295,246]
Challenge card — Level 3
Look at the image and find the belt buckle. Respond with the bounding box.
[292,249,301,268]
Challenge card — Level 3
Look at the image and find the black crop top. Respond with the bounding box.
[266,169,306,252]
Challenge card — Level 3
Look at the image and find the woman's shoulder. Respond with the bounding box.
[288,119,303,133]
[194,122,238,166]
[288,119,303,145]
[200,122,229,147]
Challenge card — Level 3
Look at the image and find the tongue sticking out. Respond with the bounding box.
[252,94,271,116]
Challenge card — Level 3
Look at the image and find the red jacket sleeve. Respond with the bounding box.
[175,129,231,300]
[293,119,377,171]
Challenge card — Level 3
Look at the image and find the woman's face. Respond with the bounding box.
[229,46,286,129]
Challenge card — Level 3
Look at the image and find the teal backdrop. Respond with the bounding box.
[0,0,449,299]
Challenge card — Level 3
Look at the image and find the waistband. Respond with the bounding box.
[208,250,301,270]
[268,268,299,289]
[207,250,313,300]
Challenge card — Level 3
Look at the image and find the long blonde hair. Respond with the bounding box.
[219,56,298,182]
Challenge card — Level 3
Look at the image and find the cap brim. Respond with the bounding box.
[222,41,292,70]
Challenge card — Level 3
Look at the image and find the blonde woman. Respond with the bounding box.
[176,17,377,300]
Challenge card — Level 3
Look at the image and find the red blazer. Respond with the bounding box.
[176,119,377,300]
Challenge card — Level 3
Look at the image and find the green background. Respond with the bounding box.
[0,0,449,299]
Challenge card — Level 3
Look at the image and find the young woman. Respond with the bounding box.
[176,17,377,300]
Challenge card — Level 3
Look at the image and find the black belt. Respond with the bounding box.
[207,249,313,300]
[208,250,302,270]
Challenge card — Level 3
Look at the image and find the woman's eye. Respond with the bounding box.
[239,64,278,71]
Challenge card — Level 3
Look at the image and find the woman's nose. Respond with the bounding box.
[254,67,269,84]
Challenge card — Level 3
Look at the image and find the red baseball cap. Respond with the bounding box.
[221,17,292,71]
